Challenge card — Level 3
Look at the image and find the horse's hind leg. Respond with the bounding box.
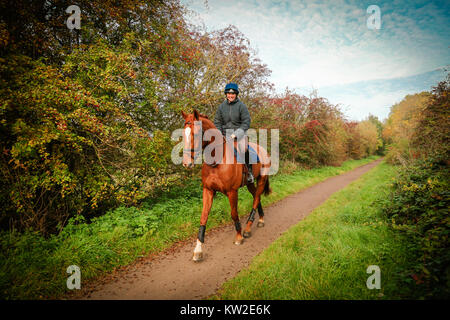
[246,182,265,228]
[256,202,265,227]
[243,176,266,237]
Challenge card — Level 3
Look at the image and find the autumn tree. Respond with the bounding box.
[383,92,431,164]
[356,120,380,157]
[412,74,450,161]
[367,114,385,155]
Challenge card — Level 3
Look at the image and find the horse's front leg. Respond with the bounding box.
[227,190,244,245]
[193,188,214,262]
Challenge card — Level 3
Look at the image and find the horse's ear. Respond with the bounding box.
[181,110,188,119]
[193,109,200,120]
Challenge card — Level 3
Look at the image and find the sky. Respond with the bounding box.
[181,0,449,121]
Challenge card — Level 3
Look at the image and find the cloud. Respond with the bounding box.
[316,68,448,121]
[182,0,449,119]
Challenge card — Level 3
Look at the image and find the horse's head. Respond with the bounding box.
[181,109,203,168]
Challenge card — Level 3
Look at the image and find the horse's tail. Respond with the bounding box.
[263,176,272,196]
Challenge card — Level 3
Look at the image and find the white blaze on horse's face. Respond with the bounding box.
[185,127,191,143]
[183,121,203,168]
[183,126,194,168]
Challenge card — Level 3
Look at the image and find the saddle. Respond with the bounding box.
[207,141,260,187]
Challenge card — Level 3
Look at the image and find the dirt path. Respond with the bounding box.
[76,159,383,300]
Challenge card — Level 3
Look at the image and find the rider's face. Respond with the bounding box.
[226,92,237,103]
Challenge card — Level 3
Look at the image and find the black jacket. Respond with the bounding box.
[213,98,251,140]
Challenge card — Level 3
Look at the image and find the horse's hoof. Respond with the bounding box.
[193,252,203,262]
[257,221,265,228]
[234,238,244,245]
[243,231,252,238]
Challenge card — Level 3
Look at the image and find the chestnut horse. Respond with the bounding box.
[181,109,272,261]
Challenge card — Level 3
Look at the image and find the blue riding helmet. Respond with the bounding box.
[224,83,239,95]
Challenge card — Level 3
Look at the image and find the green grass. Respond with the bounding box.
[0,156,380,299]
[213,161,415,300]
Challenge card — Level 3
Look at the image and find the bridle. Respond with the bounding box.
[183,147,202,161]
[183,122,204,161]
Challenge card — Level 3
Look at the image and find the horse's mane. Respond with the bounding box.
[198,113,217,131]
[187,110,217,131]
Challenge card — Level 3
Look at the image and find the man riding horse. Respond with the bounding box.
[214,82,254,183]
[181,83,271,262]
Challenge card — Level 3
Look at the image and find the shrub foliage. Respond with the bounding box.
[382,75,449,298]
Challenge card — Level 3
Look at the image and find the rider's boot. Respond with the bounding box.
[247,163,254,184]
[245,149,254,184]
